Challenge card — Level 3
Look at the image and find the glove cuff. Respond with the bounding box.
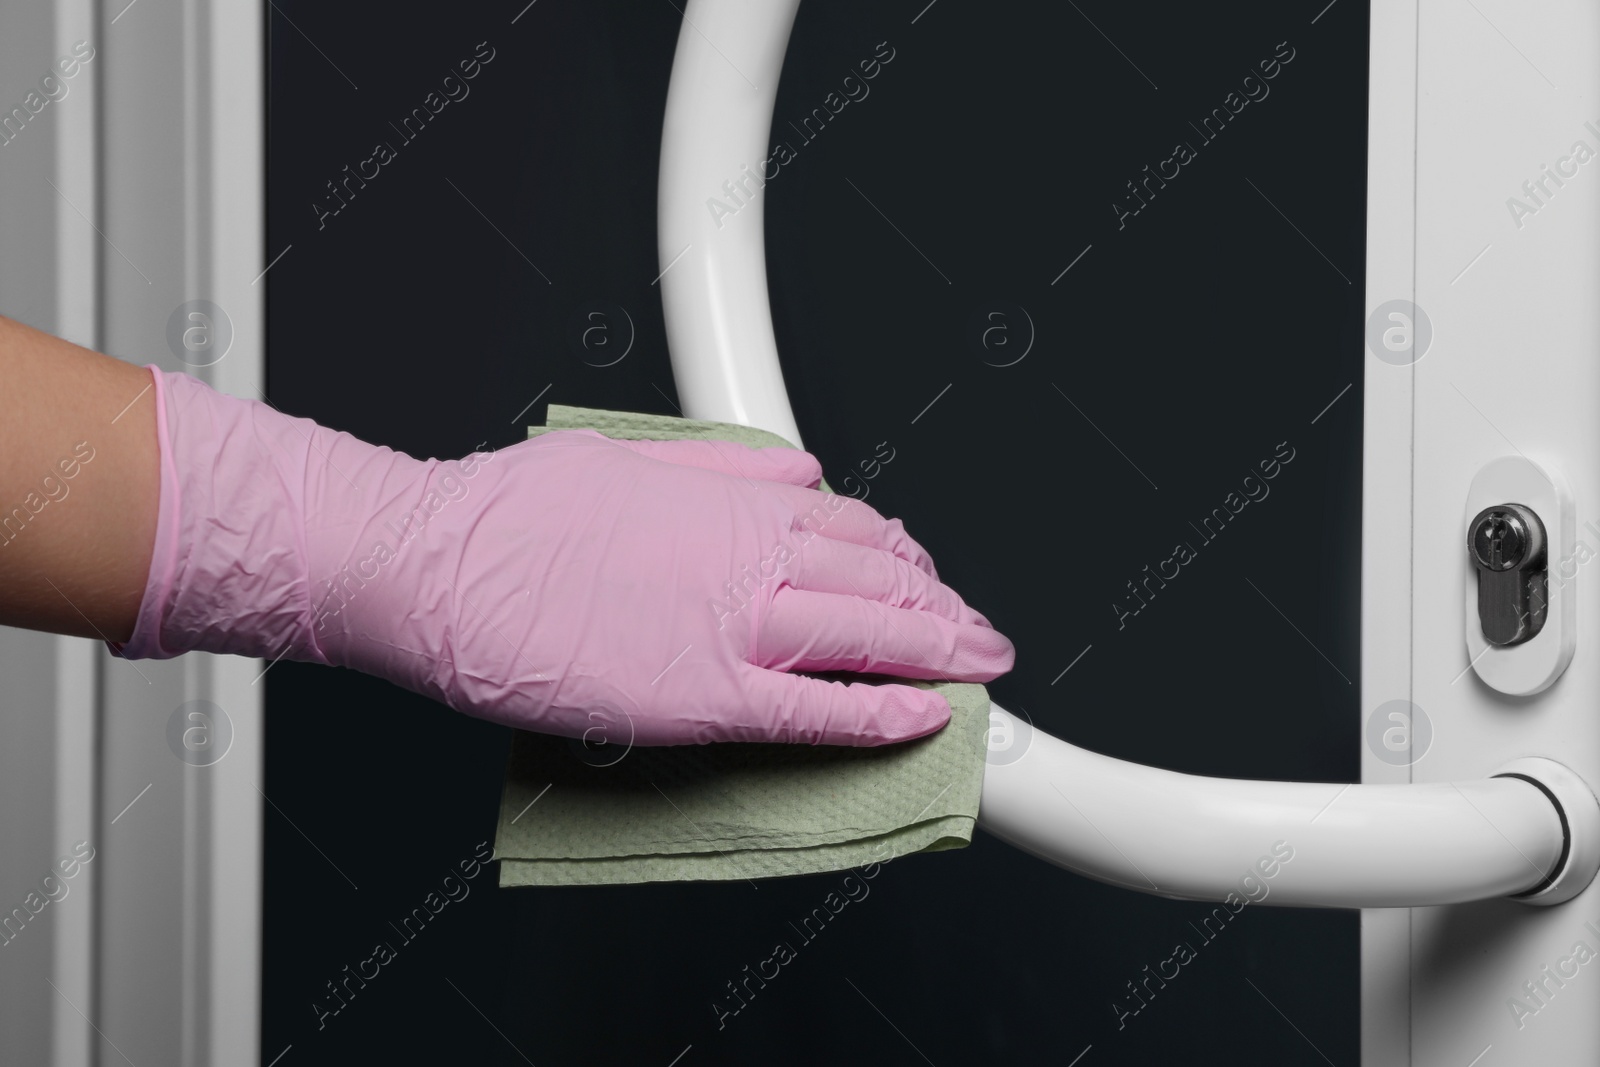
[107,365,182,660]
[110,367,348,665]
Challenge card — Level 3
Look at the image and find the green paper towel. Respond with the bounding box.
[493,404,990,887]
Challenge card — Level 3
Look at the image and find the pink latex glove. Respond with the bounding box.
[113,367,1014,746]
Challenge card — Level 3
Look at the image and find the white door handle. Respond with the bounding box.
[978,706,1597,907]
[656,0,1600,911]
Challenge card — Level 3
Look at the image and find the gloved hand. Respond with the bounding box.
[114,367,1014,745]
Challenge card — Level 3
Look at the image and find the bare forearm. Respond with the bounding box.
[0,315,158,642]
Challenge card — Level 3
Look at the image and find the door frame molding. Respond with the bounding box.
[1360,0,1417,1059]
[0,0,265,1063]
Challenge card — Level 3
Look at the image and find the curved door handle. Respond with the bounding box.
[656,0,1600,910]
[978,706,1597,907]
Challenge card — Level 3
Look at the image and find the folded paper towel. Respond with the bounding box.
[493,404,991,887]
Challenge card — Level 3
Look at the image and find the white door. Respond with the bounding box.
[1362,0,1600,1062]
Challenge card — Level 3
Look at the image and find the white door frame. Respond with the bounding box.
[0,0,264,1064]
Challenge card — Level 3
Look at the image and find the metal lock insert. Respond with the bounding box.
[1467,503,1548,647]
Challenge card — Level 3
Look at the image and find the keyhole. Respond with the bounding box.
[1488,520,1509,567]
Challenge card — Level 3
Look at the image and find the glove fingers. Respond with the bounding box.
[730,664,951,746]
[756,587,1015,681]
[767,484,940,579]
[782,534,991,627]
[606,436,822,488]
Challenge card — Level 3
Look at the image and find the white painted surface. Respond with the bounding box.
[0,0,264,1062]
[96,0,265,1059]
[0,2,105,1064]
[1360,0,1421,1056]
[1400,0,1600,1060]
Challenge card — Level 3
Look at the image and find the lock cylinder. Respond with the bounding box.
[1460,458,1574,694]
[1468,503,1548,647]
